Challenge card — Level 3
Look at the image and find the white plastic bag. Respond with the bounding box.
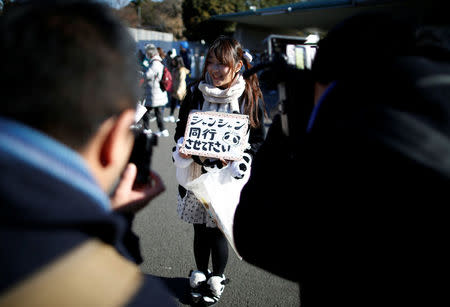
[184,164,250,259]
[134,103,147,123]
[175,159,203,189]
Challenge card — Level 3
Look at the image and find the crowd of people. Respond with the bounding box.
[1,0,449,307]
[137,42,191,138]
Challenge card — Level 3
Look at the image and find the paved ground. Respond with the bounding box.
[132,108,300,306]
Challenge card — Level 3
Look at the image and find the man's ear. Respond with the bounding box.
[80,109,135,192]
[79,109,135,192]
[99,109,135,169]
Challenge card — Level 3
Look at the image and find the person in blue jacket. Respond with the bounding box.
[180,41,191,72]
[0,1,175,306]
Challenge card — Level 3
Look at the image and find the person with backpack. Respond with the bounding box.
[143,43,169,137]
[157,46,174,96]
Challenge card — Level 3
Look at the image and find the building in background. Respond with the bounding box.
[211,0,436,53]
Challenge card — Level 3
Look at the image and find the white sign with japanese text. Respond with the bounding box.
[180,111,250,161]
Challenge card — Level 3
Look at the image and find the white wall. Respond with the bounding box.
[128,27,173,42]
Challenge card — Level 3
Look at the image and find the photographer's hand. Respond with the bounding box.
[110,163,165,213]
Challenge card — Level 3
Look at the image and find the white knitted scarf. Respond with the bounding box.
[198,73,246,113]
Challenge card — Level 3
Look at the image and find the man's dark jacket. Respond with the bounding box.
[0,125,175,306]
[234,55,450,306]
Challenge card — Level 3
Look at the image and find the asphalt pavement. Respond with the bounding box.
[133,108,299,307]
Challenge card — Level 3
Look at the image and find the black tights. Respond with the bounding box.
[193,224,228,276]
[142,107,165,131]
[169,97,179,116]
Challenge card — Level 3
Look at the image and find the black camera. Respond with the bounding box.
[129,126,158,185]
[244,35,317,141]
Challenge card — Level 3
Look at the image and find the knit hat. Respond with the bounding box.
[145,43,158,58]
[180,41,189,49]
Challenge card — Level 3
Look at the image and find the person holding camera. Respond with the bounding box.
[0,1,174,306]
[172,36,265,305]
[233,10,450,307]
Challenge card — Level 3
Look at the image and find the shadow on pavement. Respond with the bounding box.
[155,275,193,306]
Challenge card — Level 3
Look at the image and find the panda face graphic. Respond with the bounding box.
[222,132,241,145]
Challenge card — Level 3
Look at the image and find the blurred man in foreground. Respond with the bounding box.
[0,1,174,305]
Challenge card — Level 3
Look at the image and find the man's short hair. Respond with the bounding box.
[0,0,139,149]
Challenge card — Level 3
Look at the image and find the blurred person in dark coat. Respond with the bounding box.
[234,10,450,307]
[0,1,175,305]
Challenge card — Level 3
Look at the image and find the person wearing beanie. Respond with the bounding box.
[142,43,169,137]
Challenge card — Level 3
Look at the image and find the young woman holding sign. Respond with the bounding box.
[172,36,265,305]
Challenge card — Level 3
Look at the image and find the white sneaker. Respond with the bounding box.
[169,115,176,123]
[163,116,170,122]
[160,129,169,137]
[143,129,152,135]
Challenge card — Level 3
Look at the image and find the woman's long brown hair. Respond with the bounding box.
[201,36,265,128]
